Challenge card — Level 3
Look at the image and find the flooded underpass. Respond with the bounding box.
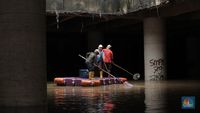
[47,80,200,113]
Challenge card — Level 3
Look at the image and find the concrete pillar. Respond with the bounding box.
[87,31,104,51]
[144,15,167,108]
[0,0,46,107]
[144,17,166,81]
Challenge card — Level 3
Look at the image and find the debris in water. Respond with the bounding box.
[124,81,134,88]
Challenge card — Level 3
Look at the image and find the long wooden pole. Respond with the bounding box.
[78,54,116,78]
[112,62,134,76]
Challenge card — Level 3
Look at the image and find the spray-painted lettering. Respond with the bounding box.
[149,58,165,80]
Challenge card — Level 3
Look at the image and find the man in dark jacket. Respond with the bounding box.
[85,49,99,80]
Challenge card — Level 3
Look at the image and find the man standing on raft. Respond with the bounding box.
[103,44,113,77]
[97,44,104,79]
[85,49,99,80]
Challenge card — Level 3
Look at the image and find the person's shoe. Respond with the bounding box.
[100,71,103,79]
[88,72,92,80]
[91,71,95,80]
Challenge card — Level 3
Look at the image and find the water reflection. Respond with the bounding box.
[0,81,199,113]
[48,81,200,113]
[0,106,47,113]
[48,82,144,113]
[145,81,167,113]
[52,86,116,113]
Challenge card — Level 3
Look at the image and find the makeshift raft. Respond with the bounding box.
[54,77,127,86]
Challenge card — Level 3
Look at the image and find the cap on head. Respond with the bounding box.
[106,44,112,49]
[98,44,103,48]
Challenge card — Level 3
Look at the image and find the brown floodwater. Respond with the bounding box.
[47,80,200,113]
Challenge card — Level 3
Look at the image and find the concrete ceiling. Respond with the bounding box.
[47,1,200,33]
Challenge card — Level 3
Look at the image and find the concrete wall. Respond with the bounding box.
[46,0,169,14]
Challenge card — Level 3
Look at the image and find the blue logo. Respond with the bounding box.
[181,96,195,109]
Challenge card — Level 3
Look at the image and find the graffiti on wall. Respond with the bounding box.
[149,58,165,80]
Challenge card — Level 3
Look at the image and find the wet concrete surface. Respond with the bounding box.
[47,80,200,113]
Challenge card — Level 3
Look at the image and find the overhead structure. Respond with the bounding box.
[46,0,170,15]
